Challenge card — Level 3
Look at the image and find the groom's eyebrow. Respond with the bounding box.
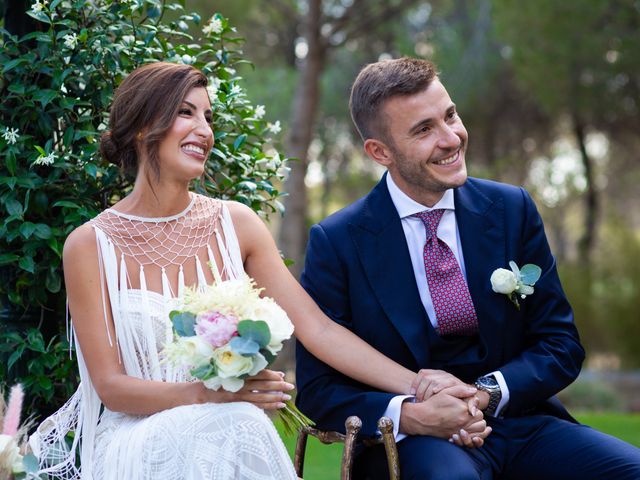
[408,102,457,134]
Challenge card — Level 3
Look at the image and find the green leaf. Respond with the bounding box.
[53,200,81,208]
[260,348,276,365]
[38,376,53,390]
[229,336,260,355]
[19,222,36,239]
[2,57,27,74]
[5,151,17,175]
[34,223,52,239]
[233,133,247,151]
[190,362,216,380]
[46,269,61,293]
[18,256,35,273]
[520,264,542,285]
[5,198,23,216]
[7,346,24,370]
[0,253,19,266]
[171,312,196,337]
[33,89,59,108]
[236,319,270,349]
[84,162,98,178]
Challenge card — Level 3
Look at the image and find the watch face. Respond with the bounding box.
[478,376,498,389]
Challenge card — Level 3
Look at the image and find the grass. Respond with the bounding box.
[575,412,640,447]
[274,413,640,479]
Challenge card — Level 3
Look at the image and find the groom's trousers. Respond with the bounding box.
[354,414,640,480]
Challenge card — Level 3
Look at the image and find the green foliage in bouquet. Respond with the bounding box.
[0,0,288,419]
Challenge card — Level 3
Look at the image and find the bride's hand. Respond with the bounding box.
[202,370,295,410]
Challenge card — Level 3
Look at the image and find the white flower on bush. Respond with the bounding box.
[490,268,517,294]
[0,434,25,474]
[63,33,78,49]
[267,121,281,135]
[204,346,267,392]
[254,105,265,119]
[34,152,56,166]
[2,127,19,145]
[163,335,214,369]
[31,0,46,13]
[203,16,223,35]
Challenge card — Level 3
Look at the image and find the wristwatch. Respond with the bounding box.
[475,375,502,416]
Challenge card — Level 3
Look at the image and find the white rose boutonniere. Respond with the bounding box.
[491,261,541,309]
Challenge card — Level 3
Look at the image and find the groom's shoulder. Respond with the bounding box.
[316,195,368,233]
[464,176,530,204]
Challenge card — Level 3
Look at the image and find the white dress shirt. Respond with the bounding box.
[381,173,509,441]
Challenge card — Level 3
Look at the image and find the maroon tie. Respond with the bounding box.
[414,209,479,336]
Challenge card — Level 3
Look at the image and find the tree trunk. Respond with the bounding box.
[278,0,326,278]
[573,114,598,262]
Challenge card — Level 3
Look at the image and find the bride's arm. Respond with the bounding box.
[64,224,293,416]
[230,202,417,396]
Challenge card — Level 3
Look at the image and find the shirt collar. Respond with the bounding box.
[386,172,455,219]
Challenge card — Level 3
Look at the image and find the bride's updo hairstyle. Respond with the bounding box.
[100,62,209,179]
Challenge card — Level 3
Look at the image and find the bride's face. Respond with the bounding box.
[156,87,214,182]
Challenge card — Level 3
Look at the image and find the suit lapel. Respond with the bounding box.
[454,180,507,361]
[350,177,431,367]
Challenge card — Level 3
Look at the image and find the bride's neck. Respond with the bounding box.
[115,174,192,218]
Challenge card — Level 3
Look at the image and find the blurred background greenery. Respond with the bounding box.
[1,0,639,435]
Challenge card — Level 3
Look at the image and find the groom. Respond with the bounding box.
[295,57,640,479]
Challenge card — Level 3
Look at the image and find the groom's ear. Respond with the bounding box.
[364,138,394,168]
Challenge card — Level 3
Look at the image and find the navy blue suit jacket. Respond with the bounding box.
[296,175,585,437]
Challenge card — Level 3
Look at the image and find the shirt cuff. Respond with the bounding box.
[380,395,414,442]
[488,370,509,416]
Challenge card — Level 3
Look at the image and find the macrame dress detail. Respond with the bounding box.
[29,194,296,480]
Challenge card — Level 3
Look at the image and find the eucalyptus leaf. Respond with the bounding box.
[229,336,260,355]
[520,264,542,285]
[191,363,216,380]
[171,312,196,337]
[237,319,271,348]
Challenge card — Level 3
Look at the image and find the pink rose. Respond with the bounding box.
[195,311,239,348]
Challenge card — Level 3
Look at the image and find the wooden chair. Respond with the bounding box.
[294,416,400,480]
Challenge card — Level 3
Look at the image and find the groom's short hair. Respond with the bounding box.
[349,57,438,143]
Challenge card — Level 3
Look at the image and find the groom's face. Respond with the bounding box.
[381,79,468,207]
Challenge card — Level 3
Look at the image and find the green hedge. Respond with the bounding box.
[0,0,288,419]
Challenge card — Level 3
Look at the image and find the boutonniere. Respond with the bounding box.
[490,261,541,309]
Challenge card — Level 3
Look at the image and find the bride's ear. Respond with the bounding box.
[364,138,394,168]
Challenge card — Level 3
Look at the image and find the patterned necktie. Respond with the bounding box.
[414,209,479,336]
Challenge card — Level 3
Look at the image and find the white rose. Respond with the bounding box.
[253,300,294,354]
[163,336,214,369]
[490,268,518,294]
[205,346,268,392]
[0,434,24,474]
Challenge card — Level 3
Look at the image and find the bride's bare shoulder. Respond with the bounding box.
[63,222,98,261]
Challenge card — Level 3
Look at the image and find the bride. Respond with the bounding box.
[30,62,479,479]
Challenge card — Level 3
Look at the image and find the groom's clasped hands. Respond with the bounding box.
[404,369,492,448]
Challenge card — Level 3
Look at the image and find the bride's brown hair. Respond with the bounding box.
[100,62,209,180]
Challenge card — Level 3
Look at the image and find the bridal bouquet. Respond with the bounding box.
[1,385,38,480]
[162,276,312,433]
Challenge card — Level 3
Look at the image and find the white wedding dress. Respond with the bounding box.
[29,194,297,480]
